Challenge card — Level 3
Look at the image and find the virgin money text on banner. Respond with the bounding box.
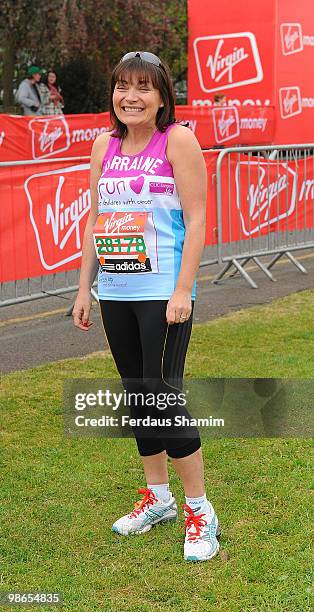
[175,105,274,148]
[0,113,111,162]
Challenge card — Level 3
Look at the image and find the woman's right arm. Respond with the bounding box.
[72,133,110,331]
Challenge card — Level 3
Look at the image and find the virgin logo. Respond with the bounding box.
[46,176,90,250]
[29,116,71,159]
[102,212,140,233]
[206,40,248,85]
[39,125,63,154]
[280,23,303,56]
[212,107,240,143]
[218,113,234,136]
[283,92,298,114]
[235,162,297,236]
[24,164,90,270]
[279,87,302,119]
[193,32,263,93]
[219,115,234,136]
[248,168,288,221]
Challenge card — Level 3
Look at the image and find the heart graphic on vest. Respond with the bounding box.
[130,175,144,195]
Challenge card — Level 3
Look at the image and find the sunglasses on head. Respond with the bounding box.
[120,51,162,67]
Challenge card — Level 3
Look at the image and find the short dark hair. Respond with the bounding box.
[109,55,176,139]
[214,93,227,103]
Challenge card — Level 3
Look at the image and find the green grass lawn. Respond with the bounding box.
[0,291,313,611]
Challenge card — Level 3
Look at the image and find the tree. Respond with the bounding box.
[0,0,87,111]
[55,0,87,62]
[82,0,187,82]
[0,0,188,113]
[56,56,108,113]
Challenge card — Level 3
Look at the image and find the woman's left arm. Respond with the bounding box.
[166,125,207,324]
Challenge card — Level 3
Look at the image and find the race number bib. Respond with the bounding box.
[93,211,158,274]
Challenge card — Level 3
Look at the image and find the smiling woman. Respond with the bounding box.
[109,51,175,143]
[72,50,221,563]
[113,76,164,132]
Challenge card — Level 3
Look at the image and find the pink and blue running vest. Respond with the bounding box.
[94,123,196,300]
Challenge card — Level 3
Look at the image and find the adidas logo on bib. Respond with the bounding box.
[101,258,152,273]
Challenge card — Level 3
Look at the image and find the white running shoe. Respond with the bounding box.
[183,503,221,562]
[112,487,178,536]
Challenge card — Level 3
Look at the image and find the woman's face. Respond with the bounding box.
[113,73,164,129]
[48,72,56,85]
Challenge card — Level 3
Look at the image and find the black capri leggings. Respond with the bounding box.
[99,299,201,459]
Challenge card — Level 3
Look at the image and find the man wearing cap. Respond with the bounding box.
[15,66,45,115]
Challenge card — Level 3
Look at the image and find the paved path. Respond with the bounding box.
[1,250,313,374]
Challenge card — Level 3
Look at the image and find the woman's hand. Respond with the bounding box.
[166,288,192,325]
[72,289,93,331]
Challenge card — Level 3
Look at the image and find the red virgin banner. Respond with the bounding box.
[0,160,90,283]
[1,153,314,283]
[0,113,112,162]
[175,105,274,148]
[188,0,274,107]
[204,152,314,245]
[188,0,314,144]
[0,106,275,163]
[276,0,314,143]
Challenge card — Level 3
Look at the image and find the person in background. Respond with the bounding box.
[213,93,227,106]
[41,70,64,115]
[15,66,44,115]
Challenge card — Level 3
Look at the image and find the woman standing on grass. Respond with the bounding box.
[73,51,221,562]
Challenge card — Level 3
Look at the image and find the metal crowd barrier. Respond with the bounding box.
[0,157,90,307]
[1,145,313,307]
[0,153,220,309]
[212,144,314,288]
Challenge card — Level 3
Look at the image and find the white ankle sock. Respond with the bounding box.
[185,493,209,514]
[147,483,170,503]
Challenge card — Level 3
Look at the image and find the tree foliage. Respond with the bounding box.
[0,0,188,112]
[57,56,108,114]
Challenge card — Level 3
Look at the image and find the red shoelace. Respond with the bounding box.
[183,504,207,542]
[129,488,158,518]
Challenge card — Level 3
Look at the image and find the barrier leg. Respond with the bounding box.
[285,251,307,274]
[252,257,275,281]
[91,288,99,302]
[66,302,74,316]
[213,259,258,289]
[212,260,233,284]
[267,251,307,274]
[229,257,250,278]
[231,259,258,289]
[266,252,284,270]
